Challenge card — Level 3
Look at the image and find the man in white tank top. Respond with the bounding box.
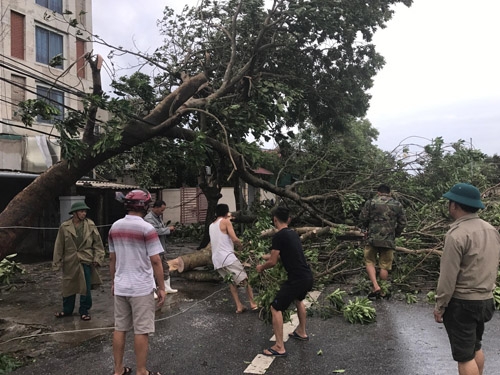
[209,204,257,314]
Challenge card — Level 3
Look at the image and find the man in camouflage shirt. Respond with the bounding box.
[359,184,406,298]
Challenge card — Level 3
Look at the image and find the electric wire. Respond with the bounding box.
[0,284,228,346]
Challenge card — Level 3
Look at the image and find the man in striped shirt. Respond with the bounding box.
[109,189,165,375]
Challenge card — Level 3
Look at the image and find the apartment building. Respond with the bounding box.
[0,0,93,173]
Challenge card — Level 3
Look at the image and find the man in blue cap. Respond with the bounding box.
[435,183,500,375]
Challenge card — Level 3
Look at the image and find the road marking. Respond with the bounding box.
[243,290,321,374]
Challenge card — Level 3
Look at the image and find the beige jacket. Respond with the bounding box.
[53,218,105,297]
[435,213,500,314]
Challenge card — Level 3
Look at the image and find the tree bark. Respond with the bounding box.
[167,245,212,273]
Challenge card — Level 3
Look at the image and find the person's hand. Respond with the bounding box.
[169,226,175,232]
[256,264,264,273]
[262,254,271,261]
[434,309,443,323]
[156,289,166,306]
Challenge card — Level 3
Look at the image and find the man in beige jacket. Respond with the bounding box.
[53,201,105,321]
[435,183,500,375]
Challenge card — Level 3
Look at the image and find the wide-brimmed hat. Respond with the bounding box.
[442,183,484,209]
[69,201,90,214]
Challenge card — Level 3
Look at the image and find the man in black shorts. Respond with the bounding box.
[435,183,500,375]
[256,207,313,357]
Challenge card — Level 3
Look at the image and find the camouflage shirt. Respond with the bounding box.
[359,194,407,249]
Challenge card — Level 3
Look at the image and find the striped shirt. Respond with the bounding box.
[108,215,163,297]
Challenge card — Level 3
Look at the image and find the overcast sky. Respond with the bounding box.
[92,0,500,156]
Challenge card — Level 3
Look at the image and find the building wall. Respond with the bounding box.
[0,0,94,172]
[160,186,274,225]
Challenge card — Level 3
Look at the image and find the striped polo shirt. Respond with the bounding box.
[109,215,163,297]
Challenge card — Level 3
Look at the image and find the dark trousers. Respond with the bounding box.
[62,263,92,316]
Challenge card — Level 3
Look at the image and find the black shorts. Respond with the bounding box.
[271,278,314,312]
[443,298,495,362]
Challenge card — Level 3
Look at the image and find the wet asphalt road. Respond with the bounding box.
[9,279,500,375]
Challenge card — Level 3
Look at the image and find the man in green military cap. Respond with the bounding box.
[435,183,500,375]
[53,201,105,321]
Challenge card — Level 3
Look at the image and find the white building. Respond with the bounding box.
[0,0,94,172]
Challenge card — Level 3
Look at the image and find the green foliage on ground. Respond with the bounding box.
[342,297,377,324]
[0,254,25,286]
[0,354,22,374]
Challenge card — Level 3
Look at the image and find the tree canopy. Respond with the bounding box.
[0,0,416,257]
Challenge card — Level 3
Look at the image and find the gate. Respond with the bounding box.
[180,187,208,224]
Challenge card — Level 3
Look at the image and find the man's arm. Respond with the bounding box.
[359,200,371,228]
[434,235,461,322]
[256,249,280,273]
[395,204,407,237]
[109,252,116,295]
[225,219,242,250]
[52,227,64,271]
[144,215,171,236]
[150,254,166,305]
[91,226,105,266]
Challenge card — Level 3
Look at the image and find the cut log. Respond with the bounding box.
[168,244,213,273]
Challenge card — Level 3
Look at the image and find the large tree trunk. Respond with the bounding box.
[0,72,208,260]
[197,183,222,250]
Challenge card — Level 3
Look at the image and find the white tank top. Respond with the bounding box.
[209,218,238,269]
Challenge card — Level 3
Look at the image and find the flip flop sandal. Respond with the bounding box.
[288,331,309,341]
[263,348,287,357]
[118,367,132,375]
[80,314,91,321]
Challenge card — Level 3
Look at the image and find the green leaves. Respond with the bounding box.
[0,254,25,286]
[342,297,376,324]
[326,288,347,312]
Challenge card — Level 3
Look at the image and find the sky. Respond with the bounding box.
[92,0,500,156]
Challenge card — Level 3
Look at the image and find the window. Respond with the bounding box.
[35,26,63,68]
[76,39,86,78]
[35,0,63,14]
[11,12,25,59]
[11,75,27,121]
[37,86,64,123]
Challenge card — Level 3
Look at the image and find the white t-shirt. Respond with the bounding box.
[108,215,163,297]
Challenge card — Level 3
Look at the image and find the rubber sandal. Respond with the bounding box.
[288,331,309,341]
[146,371,161,375]
[80,314,91,321]
[263,348,287,357]
[367,290,381,300]
[119,367,132,375]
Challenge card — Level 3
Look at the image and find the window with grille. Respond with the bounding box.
[36,86,64,123]
[35,26,63,68]
[35,0,63,14]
